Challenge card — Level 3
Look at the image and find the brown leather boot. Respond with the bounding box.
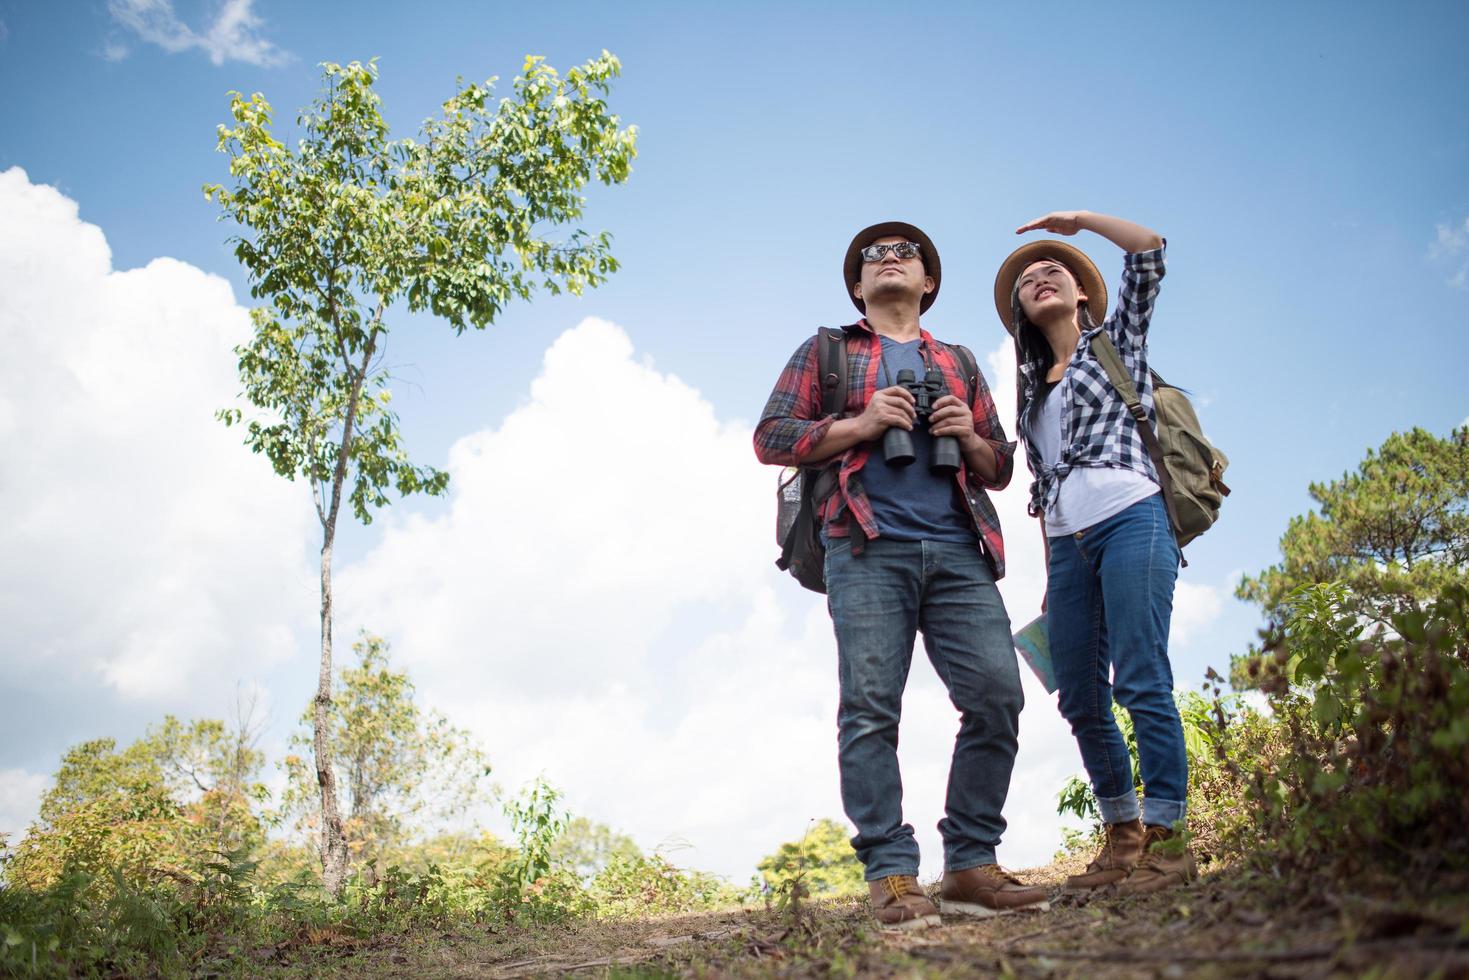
[867,875,941,930]
[937,864,1050,917]
[1064,817,1146,891]
[1113,825,1197,896]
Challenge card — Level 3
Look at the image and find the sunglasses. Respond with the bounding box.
[860,242,921,262]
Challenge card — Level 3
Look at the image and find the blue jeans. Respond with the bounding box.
[1046,494,1186,828]
[824,536,1022,879]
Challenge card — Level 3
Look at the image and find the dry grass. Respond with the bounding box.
[242,858,1469,978]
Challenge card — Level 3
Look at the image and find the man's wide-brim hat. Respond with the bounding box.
[844,221,941,315]
[993,240,1107,334]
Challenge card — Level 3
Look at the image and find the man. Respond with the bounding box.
[754,222,1049,929]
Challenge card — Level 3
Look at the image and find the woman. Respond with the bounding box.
[993,211,1194,895]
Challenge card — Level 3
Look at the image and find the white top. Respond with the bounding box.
[1031,383,1159,536]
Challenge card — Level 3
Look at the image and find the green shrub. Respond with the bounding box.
[753,819,866,902]
[1207,582,1469,874]
[1054,692,1223,834]
[589,853,739,917]
[6,786,220,894]
[0,848,258,978]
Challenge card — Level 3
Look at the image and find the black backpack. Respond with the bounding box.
[775,328,980,593]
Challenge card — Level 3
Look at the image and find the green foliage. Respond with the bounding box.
[279,632,494,865]
[1193,426,1469,879]
[504,777,565,888]
[471,781,740,924]
[1055,775,1096,824]
[550,816,642,878]
[9,713,267,894]
[205,53,637,525]
[754,819,866,901]
[1054,692,1221,827]
[205,52,635,893]
[387,830,512,875]
[0,850,259,978]
[488,777,590,923]
[588,853,741,918]
[8,787,211,894]
[1205,583,1469,873]
[1237,425,1469,635]
[4,754,741,976]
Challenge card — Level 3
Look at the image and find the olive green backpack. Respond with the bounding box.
[1089,334,1231,553]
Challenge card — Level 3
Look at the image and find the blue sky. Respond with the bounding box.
[2,0,1466,880]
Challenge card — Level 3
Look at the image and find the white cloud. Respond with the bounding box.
[1429,216,1469,289]
[1171,580,1226,647]
[331,326,1088,881]
[334,330,1225,881]
[0,769,49,844]
[0,166,314,703]
[1429,216,1469,256]
[107,0,287,67]
[0,169,1227,880]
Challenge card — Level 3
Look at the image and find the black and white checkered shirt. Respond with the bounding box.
[1016,246,1166,519]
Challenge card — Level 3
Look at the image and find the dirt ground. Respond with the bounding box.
[248,856,1469,979]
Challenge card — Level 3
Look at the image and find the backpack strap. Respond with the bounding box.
[1088,333,1186,557]
[804,327,849,508]
[944,341,980,404]
[816,327,849,418]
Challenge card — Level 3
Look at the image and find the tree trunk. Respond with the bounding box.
[312,323,377,897]
[315,526,350,895]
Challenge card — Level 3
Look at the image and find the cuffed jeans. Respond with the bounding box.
[824,536,1022,880]
[1047,493,1186,829]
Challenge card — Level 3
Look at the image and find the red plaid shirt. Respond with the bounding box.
[754,320,1017,578]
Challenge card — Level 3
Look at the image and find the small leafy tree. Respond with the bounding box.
[489,778,594,923]
[1237,426,1469,631]
[144,705,269,854]
[9,713,266,891]
[1202,425,1469,875]
[754,819,865,899]
[205,54,636,893]
[502,778,567,897]
[280,632,494,870]
[550,816,641,879]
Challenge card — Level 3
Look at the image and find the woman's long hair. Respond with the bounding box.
[1009,264,1098,418]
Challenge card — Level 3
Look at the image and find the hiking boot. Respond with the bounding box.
[867,875,942,931]
[1113,825,1197,896]
[937,864,1050,917]
[1064,817,1146,891]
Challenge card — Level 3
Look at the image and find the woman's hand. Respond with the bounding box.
[1016,211,1088,236]
[1016,211,1163,252]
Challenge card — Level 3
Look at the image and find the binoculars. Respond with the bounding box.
[882,368,961,475]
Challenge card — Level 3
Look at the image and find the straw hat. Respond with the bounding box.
[843,221,941,314]
[992,240,1107,334]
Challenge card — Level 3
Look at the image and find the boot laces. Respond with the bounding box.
[1136,829,1175,872]
[884,876,918,899]
[976,864,1022,885]
[1087,827,1121,872]
[1137,843,1174,872]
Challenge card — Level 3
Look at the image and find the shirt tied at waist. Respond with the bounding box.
[1030,450,1076,518]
